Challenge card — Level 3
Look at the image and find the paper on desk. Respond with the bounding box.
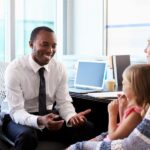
[86,91,123,98]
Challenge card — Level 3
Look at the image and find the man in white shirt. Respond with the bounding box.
[2,26,94,150]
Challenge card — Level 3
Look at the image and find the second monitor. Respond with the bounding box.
[112,55,131,89]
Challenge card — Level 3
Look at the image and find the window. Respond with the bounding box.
[62,0,105,59]
[0,0,57,61]
[0,0,5,61]
[1,0,149,63]
[15,0,57,57]
[107,0,150,62]
[60,0,105,81]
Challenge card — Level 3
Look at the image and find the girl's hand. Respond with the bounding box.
[108,99,119,117]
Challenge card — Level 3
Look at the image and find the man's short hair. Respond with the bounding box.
[30,26,54,42]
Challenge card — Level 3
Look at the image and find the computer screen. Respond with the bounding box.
[74,60,107,89]
[112,55,130,88]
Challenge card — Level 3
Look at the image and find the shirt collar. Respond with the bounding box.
[29,54,50,73]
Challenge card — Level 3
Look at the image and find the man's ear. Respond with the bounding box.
[29,41,33,49]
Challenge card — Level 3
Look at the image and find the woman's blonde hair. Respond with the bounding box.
[123,64,150,106]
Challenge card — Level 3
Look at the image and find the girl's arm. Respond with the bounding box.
[108,95,128,134]
[118,95,128,122]
[108,99,119,134]
[108,111,142,140]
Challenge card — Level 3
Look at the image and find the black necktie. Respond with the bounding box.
[38,67,47,115]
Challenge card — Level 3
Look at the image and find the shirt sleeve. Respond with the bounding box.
[124,106,142,119]
[54,63,77,123]
[5,65,40,129]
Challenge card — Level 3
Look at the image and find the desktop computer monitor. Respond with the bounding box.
[112,55,130,89]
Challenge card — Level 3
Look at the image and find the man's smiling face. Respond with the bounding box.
[30,30,57,66]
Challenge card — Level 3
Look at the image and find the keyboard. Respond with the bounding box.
[86,91,123,98]
[69,87,102,94]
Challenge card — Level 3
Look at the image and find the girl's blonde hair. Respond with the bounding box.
[123,64,150,106]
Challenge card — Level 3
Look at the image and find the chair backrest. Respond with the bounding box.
[0,62,15,146]
[0,62,8,106]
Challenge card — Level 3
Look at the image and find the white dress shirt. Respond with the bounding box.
[2,54,76,129]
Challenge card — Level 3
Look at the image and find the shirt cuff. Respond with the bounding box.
[65,112,77,127]
[33,115,45,129]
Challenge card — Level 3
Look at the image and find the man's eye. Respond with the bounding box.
[52,45,56,49]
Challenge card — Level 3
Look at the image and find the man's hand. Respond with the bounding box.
[37,113,64,131]
[68,109,91,127]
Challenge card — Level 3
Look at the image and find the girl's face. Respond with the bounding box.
[122,76,135,100]
[144,38,150,64]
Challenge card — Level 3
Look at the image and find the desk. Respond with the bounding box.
[70,92,112,134]
[70,92,113,103]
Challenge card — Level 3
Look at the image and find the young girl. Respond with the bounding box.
[67,64,150,149]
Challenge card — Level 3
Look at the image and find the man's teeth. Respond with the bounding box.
[44,55,50,59]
